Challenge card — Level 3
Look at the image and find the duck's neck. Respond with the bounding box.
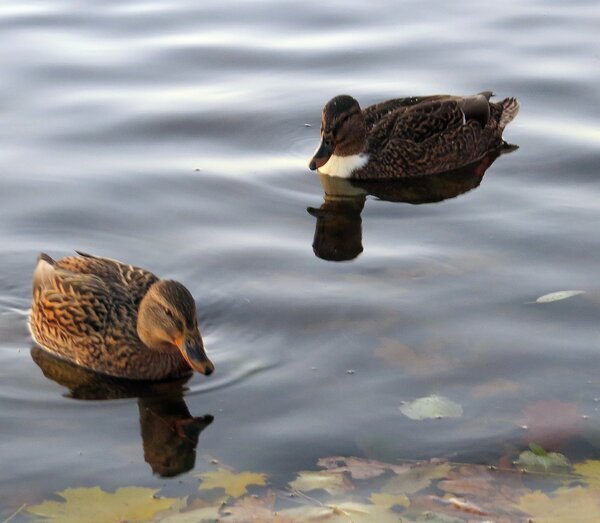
[318,153,369,178]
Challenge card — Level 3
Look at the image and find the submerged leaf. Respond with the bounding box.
[198,469,267,498]
[281,502,399,523]
[369,491,410,509]
[535,290,585,303]
[220,491,295,522]
[27,486,178,523]
[289,470,352,496]
[400,395,463,420]
[317,456,410,479]
[378,461,452,497]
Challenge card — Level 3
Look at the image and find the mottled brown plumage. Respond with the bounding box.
[29,252,214,380]
[309,92,519,179]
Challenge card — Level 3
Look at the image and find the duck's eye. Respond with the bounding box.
[163,307,175,319]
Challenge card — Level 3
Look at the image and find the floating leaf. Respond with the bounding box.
[220,491,295,522]
[374,337,449,376]
[378,461,452,497]
[412,511,466,522]
[27,486,178,523]
[573,460,600,489]
[198,469,267,498]
[400,395,463,420]
[289,470,352,496]
[317,456,410,479]
[369,491,410,509]
[535,290,585,303]
[470,378,520,398]
[438,465,526,503]
[515,486,600,522]
[161,505,223,523]
[514,447,571,473]
[281,502,399,523]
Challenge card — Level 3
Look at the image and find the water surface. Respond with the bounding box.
[1,0,600,518]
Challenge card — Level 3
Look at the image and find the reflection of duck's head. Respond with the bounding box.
[139,397,213,477]
[308,175,367,262]
[31,347,214,478]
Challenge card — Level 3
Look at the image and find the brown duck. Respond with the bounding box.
[29,252,214,380]
[308,92,519,179]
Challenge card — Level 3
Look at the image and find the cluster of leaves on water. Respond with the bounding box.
[20,453,600,522]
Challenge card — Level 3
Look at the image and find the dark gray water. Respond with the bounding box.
[1,0,600,516]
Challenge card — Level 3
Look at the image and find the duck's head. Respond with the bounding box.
[137,280,214,376]
[309,95,366,171]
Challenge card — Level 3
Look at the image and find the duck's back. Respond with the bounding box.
[357,94,518,179]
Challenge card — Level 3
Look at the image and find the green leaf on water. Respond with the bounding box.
[529,442,547,456]
[399,395,463,420]
[515,446,571,473]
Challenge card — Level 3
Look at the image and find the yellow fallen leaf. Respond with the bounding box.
[198,469,267,498]
[573,460,600,489]
[515,486,600,522]
[289,470,352,496]
[27,486,178,523]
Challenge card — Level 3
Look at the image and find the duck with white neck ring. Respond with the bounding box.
[308,92,519,180]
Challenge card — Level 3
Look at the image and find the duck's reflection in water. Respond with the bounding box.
[31,347,213,477]
[308,148,516,262]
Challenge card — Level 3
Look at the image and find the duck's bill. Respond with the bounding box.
[309,140,333,171]
[180,335,214,376]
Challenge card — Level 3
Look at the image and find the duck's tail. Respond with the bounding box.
[498,97,520,130]
[33,253,56,292]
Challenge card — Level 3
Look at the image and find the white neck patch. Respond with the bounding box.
[318,154,369,178]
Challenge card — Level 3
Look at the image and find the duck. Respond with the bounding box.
[308,92,519,179]
[29,252,215,381]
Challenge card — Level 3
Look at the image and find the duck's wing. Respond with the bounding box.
[363,95,450,132]
[31,253,112,353]
[56,251,159,304]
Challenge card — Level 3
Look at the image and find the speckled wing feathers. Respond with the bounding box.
[352,96,515,179]
[30,253,189,380]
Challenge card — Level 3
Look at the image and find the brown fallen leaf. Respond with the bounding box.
[374,337,450,376]
[280,501,400,523]
[470,378,520,398]
[317,456,411,480]
[438,465,527,504]
[377,460,451,497]
[220,491,295,522]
